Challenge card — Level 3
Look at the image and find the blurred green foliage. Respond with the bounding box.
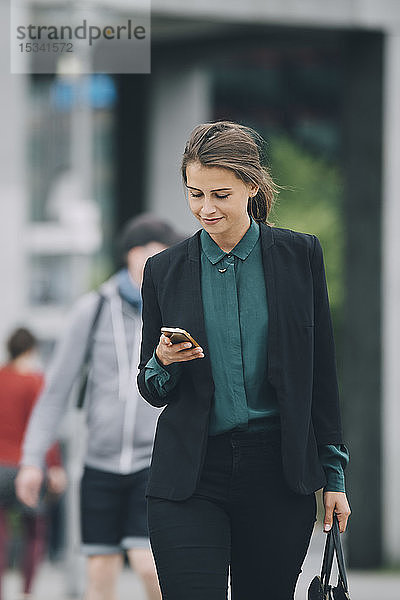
[268,136,344,321]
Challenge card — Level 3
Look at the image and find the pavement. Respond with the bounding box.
[3,526,400,599]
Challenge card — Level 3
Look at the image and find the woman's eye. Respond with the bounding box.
[189,192,230,199]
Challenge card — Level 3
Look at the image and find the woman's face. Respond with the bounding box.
[186,162,258,241]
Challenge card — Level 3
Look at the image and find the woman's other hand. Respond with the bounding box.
[156,334,204,366]
[323,491,351,533]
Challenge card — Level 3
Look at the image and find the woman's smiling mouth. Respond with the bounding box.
[202,217,223,224]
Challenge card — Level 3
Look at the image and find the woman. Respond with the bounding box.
[0,328,66,600]
[137,121,351,600]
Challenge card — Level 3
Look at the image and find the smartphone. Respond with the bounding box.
[161,327,200,347]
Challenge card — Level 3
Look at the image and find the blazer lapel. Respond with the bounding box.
[260,224,280,388]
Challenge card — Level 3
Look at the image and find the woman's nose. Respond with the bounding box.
[201,196,217,215]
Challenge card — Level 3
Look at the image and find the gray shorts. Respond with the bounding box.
[80,466,150,556]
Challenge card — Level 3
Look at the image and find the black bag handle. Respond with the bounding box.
[321,521,335,592]
[76,293,105,409]
[331,515,349,592]
[320,514,349,596]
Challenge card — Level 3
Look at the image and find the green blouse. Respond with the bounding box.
[144,218,349,492]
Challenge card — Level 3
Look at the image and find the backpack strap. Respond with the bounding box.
[76,293,106,409]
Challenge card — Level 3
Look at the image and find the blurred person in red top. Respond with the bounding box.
[0,328,66,600]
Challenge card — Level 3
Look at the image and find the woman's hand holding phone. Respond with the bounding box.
[156,332,204,366]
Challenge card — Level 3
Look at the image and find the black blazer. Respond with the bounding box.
[138,223,344,499]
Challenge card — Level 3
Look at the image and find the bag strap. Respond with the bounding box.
[76,292,105,409]
[331,515,349,592]
[320,523,335,592]
[320,514,350,595]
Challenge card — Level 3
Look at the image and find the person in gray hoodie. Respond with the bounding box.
[16,214,183,600]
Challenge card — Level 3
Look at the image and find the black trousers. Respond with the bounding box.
[147,428,316,600]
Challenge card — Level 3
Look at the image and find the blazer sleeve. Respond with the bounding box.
[310,236,344,445]
[137,258,174,408]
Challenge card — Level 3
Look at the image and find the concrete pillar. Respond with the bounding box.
[382,31,400,566]
[145,66,212,233]
[341,31,384,568]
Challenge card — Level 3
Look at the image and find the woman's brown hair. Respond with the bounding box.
[181,121,278,224]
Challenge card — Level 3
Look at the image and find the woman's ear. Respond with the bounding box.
[248,184,259,198]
